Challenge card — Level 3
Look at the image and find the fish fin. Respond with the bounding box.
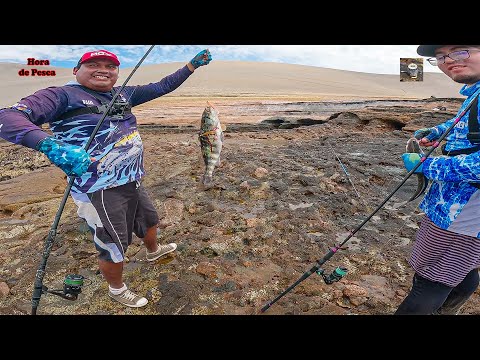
[408,175,429,202]
[206,100,218,112]
[421,178,429,193]
[202,175,214,187]
[406,137,428,202]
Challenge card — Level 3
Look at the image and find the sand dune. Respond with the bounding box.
[0,60,463,107]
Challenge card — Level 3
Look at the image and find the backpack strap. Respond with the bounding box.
[57,85,131,121]
[57,104,109,121]
[467,95,480,145]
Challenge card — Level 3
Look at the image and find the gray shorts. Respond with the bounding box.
[71,181,159,263]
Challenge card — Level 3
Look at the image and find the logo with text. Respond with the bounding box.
[18,58,56,77]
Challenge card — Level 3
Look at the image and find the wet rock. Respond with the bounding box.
[0,168,65,212]
[186,203,198,214]
[317,303,350,315]
[297,175,318,187]
[199,247,219,257]
[157,198,184,228]
[195,262,218,278]
[196,227,217,242]
[239,181,250,190]
[205,201,220,212]
[253,167,269,179]
[212,280,238,293]
[270,180,288,194]
[0,282,10,298]
[145,287,162,302]
[125,244,141,258]
[354,275,397,306]
[72,250,97,260]
[289,202,313,211]
[244,217,266,228]
[2,98,479,315]
[343,284,368,306]
[155,279,194,315]
[195,210,227,227]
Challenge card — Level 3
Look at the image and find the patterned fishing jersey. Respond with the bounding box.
[420,82,480,238]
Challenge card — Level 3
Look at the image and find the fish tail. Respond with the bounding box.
[202,174,213,185]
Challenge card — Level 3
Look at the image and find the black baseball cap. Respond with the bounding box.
[417,45,479,57]
[417,45,445,57]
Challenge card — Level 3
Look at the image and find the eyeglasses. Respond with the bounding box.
[427,49,480,66]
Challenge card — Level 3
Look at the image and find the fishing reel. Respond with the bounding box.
[42,274,90,301]
[316,266,348,285]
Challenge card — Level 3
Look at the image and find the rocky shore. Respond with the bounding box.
[1,96,479,315]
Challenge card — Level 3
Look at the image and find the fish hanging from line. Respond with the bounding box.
[406,137,429,201]
[198,102,225,187]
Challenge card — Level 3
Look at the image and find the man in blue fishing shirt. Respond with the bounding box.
[396,45,480,314]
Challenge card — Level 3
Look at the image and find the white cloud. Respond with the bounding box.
[0,45,442,74]
[208,45,442,74]
[0,45,90,62]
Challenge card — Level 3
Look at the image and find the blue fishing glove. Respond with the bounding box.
[414,127,440,141]
[36,137,92,177]
[190,49,212,69]
[402,153,423,173]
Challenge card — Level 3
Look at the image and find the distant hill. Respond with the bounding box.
[0,61,464,107]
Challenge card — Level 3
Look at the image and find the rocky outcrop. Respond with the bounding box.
[1,98,478,315]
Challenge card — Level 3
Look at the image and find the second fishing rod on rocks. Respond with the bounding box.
[261,90,480,313]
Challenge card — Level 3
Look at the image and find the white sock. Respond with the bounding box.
[109,283,127,295]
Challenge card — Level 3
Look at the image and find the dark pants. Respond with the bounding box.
[74,182,159,263]
[395,269,479,315]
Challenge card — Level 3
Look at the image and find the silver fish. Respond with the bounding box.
[406,137,429,201]
[198,102,225,186]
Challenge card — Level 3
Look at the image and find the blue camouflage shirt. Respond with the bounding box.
[420,81,480,238]
[0,65,193,193]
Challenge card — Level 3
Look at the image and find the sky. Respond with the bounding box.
[0,45,442,75]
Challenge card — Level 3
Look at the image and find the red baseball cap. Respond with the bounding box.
[77,49,120,67]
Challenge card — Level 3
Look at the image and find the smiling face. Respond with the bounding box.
[73,58,119,92]
[436,45,480,85]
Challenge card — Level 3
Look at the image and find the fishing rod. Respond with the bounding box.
[31,45,156,315]
[326,141,375,214]
[260,91,480,313]
[327,141,362,199]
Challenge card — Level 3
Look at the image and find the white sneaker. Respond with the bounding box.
[108,288,148,308]
[146,243,177,262]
